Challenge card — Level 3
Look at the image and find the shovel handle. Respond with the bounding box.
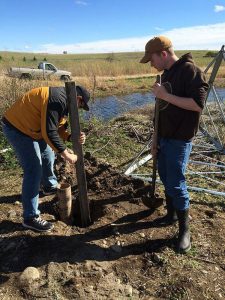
[151,75,161,197]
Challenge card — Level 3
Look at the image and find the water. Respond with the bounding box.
[84,88,225,121]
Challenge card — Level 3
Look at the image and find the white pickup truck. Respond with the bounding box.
[8,62,71,81]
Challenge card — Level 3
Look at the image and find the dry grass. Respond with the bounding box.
[1,50,225,78]
[0,74,156,116]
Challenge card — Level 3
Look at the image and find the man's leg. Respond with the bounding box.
[2,123,53,232]
[164,139,192,210]
[164,138,192,253]
[156,138,178,225]
[39,140,58,195]
[2,123,41,219]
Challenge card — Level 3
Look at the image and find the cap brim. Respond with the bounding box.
[140,54,151,63]
[83,102,89,111]
[76,85,90,111]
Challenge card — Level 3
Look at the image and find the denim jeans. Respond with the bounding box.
[2,121,58,220]
[157,137,192,211]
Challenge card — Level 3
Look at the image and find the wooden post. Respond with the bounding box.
[65,81,91,227]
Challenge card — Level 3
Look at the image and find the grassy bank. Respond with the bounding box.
[0,74,156,118]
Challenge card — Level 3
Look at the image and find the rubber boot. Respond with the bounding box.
[154,195,178,226]
[176,209,191,253]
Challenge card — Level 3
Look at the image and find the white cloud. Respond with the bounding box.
[36,22,225,53]
[154,27,164,31]
[214,5,225,12]
[75,0,87,5]
[39,38,145,54]
[161,22,225,50]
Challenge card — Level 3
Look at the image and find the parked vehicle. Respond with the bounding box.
[7,62,71,81]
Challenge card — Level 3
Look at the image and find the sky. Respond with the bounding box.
[0,0,225,54]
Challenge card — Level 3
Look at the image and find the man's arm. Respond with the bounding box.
[152,84,202,112]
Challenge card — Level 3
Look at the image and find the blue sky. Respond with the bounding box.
[0,0,225,53]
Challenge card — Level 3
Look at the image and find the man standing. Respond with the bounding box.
[140,36,209,253]
[2,85,90,232]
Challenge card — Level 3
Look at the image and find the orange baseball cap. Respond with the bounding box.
[140,36,172,63]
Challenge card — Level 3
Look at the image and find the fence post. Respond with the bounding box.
[65,81,91,227]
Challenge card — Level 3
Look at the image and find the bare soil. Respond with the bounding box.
[0,153,225,299]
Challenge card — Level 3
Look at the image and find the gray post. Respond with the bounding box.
[204,45,224,101]
[65,81,91,227]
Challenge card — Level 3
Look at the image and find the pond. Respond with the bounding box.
[84,88,225,121]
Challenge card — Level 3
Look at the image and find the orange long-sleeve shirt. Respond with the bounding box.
[4,87,70,152]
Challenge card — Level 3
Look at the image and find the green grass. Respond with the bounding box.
[80,115,150,167]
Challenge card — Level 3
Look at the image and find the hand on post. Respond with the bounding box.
[63,132,86,163]
[79,132,86,144]
[61,149,78,164]
[152,83,168,100]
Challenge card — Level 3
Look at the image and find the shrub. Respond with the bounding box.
[204,51,217,58]
[106,53,115,63]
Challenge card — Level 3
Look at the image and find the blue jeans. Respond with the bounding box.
[2,121,58,220]
[157,137,192,211]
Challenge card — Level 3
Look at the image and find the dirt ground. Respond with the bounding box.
[0,153,225,300]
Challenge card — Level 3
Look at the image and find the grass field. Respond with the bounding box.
[0,49,224,118]
[0,50,224,77]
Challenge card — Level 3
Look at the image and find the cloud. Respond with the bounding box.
[214,5,225,12]
[161,22,225,50]
[36,22,225,53]
[154,27,164,31]
[75,0,87,5]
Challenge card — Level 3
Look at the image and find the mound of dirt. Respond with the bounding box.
[55,152,153,225]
